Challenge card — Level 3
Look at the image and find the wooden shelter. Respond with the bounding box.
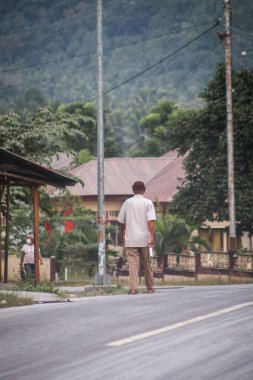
[0,148,77,285]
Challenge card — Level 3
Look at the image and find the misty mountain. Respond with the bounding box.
[0,0,252,112]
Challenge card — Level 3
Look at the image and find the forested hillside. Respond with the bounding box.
[1,1,253,231]
[0,0,252,114]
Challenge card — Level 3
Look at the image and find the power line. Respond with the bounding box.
[0,21,219,96]
[0,22,211,74]
[0,0,127,40]
[0,64,96,91]
[229,26,253,37]
[230,2,249,28]
[0,29,178,91]
[0,29,200,91]
[171,42,223,90]
[0,8,96,43]
[0,52,96,75]
[0,0,138,47]
[100,21,219,98]
[81,22,219,105]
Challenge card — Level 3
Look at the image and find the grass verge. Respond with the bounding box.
[71,284,151,297]
[0,292,33,308]
[13,282,66,298]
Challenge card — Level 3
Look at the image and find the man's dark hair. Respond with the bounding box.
[132,181,146,191]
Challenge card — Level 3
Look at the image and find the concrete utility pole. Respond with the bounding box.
[224,0,236,253]
[97,0,106,285]
[33,186,40,285]
[3,182,10,283]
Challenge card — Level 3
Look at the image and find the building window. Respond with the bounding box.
[109,210,119,217]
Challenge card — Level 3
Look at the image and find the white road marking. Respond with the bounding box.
[106,301,253,347]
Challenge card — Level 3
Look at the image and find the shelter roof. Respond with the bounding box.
[0,148,77,187]
[66,156,176,196]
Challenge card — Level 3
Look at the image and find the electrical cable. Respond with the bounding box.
[0,0,138,46]
[0,22,212,74]
[229,1,249,30]
[0,1,214,43]
[229,26,253,37]
[170,42,223,90]
[0,63,96,91]
[0,9,96,43]
[90,20,220,101]
[0,21,219,96]
[0,0,132,39]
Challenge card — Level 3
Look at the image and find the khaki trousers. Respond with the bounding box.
[126,247,154,291]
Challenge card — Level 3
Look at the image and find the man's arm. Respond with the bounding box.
[20,251,25,266]
[120,223,126,247]
[119,223,127,256]
[148,220,155,245]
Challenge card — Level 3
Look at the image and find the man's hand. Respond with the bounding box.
[148,220,155,246]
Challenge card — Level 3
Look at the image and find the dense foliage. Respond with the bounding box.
[168,64,253,232]
[1,1,253,255]
[140,100,177,156]
[155,204,211,264]
[6,193,112,279]
[0,107,88,164]
[1,0,252,156]
[0,0,227,109]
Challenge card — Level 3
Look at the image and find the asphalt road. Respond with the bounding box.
[1,284,253,380]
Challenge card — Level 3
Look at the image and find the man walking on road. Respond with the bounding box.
[118,180,156,294]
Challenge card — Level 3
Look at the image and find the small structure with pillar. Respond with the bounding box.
[0,148,77,285]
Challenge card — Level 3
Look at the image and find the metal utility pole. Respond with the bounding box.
[97,0,106,285]
[224,0,236,253]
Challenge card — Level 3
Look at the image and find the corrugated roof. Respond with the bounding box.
[145,154,186,202]
[67,157,176,196]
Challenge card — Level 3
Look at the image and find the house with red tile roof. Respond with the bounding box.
[50,152,252,252]
[52,153,183,220]
[145,154,185,203]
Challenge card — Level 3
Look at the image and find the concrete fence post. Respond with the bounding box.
[163,254,168,270]
[195,252,201,282]
[50,256,57,282]
[229,250,236,282]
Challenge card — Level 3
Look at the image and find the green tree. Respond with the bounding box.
[58,102,96,155]
[0,0,252,111]
[39,193,117,278]
[169,64,253,232]
[60,101,121,158]
[155,212,211,266]
[105,108,125,155]
[155,213,191,256]
[75,149,94,165]
[0,106,87,216]
[0,107,85,164]
[140,99,177,156]
[9,88,51,116]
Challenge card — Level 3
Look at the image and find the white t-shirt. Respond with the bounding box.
[118,194,156,247]
[22,244,35,264]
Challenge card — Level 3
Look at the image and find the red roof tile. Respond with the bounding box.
[145,155,186,202]
[67,157,176,196]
